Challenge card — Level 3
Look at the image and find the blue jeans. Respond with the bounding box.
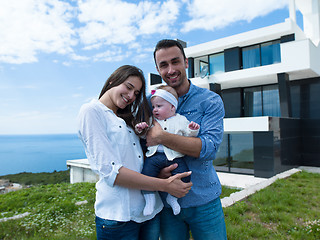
[160,197,227,240]
[95,214,160,240]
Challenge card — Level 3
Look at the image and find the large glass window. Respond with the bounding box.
[230,133,254,173]
[200,60,209,77]
[193,56,208,78]
[242,40,281,69]
[244,85,280,117]
[242,45,260,69]
[209,53,225,74]
[309,82,320,118]
[261,40,281,65]
[290,85,300,118]
[263,85,280,116]
[244,87,262,116]
[214,133,254,175]
[213,134,229,172]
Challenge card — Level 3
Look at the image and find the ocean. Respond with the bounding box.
[0,134,86,176]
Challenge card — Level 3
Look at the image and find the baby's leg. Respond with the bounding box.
[141,153,167,216]
[166,194,181,215]
[143,193,156,216]
[166,157,190,215]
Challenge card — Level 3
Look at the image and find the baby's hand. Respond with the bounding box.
[188,121,200,130]
[135,122,149,132]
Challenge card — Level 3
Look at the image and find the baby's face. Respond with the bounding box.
[151,96,176,120]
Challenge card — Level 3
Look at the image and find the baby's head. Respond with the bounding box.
[151,85,178,120]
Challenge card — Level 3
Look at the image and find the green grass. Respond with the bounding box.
[0,171,319,239]
[224,171,320,239]
[0,182,96,240]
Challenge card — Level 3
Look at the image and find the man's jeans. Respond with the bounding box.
[95,213,160,240]
[160,197,227,240]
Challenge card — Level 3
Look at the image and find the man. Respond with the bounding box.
[146,39,227,240]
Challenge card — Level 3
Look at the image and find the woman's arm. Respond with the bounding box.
[114,167,192,198]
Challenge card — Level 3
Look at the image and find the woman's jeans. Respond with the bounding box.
[95,213,160,240]
[160,197,227,240]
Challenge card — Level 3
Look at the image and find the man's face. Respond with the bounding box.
[155,46,188,90]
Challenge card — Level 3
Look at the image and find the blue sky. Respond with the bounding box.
[0,0,299,135]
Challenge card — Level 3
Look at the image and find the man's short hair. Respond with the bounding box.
[153,39,187,66]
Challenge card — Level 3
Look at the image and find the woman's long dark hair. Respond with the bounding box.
[99,65,152,133]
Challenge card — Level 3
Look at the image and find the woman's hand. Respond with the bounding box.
[164,171,192,198]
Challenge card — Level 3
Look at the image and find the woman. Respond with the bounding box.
[77,65,192,240]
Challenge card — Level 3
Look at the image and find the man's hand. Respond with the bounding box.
[147,119,202,158]
[146,120,163,146]
[158,163,178,179]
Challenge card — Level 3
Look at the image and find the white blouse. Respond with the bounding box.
[77,99,163,223]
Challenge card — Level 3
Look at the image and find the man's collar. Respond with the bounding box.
[179,80,194,99]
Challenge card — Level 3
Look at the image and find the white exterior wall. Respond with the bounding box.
[224,117,270,132]
[185,19,305,59]
[67,159,98,184]
[183,18,320,90]
[296,0,320,46]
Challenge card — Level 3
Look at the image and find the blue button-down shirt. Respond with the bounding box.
[175,82,225,208]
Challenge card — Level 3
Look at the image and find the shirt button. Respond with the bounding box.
[164,127,167,130]
[133,143,136,146]
[119,126,122,128]
[164,119,167,121]
[129,130,132,133]
[188,112,190,115]
[138,155,141,158]
[111,161,115,165]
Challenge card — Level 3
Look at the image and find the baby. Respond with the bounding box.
[136,85,200,215]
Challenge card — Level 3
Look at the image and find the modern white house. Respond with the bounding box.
[67,0,320,183]
[149,0,320,177]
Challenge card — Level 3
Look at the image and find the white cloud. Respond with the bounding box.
[0,0,77,64]
[93,47,128,62]
[62,61,72,66]
[182,0,288,32]
[77,0,180,47]
[0,0,291,65]
[69,53,90,61]
[77,0,140,47]
[137,0,180,35]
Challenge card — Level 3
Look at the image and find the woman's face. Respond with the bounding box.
[108,76,142,111]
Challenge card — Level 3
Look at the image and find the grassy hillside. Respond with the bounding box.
[0,171,319,239]
[0,170,69,186]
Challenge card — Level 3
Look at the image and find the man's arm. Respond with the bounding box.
[146,120,202,158]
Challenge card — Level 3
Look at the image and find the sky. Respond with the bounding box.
[0,0,299,135]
